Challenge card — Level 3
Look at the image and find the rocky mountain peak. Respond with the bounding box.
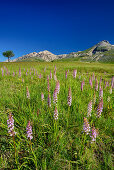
[97,40,111,47]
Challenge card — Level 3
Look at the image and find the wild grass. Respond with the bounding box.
[0,61,113,170]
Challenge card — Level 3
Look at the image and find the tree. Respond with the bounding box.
[2,50,14,62]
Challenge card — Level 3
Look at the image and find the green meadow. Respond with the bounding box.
[0,61,114,170]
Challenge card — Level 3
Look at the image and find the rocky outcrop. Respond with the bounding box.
[13,50,58,62]
[92,40,112,54]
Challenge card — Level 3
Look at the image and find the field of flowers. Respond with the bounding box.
[0,61,114,170]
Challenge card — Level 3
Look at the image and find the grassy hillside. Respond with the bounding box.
[16,57,44,62]
[0,61,114,169]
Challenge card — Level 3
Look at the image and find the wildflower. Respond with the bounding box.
[99,88,103,100]
[50,71,52,79]
[68,87,72,106]
[105,81,108,88]
[99,77,102,90]
[19,68,21,77]
[92,73,95,81]
[7,113,16,136]
[87,100,92,117]
[83,117,90,134]
[26,121,33,140]
[73,69,77,78]
[13,72,15,76]
[47,75,50,92]
[90,127,98,142]
[54,69,57,81]
[26,86,30,99]
[54,107,58,120]
[97,98,103,118]
[111,76,114,88]
[95,79,98,91]
[53,88,58,104]
[56,81,60,94]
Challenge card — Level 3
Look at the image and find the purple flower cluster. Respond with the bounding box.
[81,80,85,91]
[54,69,57,81]
[83,117,90,134]
[95,79,98,91]
[19,68,21,77]
[54,107,58,120]
[99,88,103,100]
[47,75,50,92]
[73,69,77,78]
[13,72,15,76]
[26,121,33,140]
[111,76,114,88]
[83,118,98,142]
[56,81,60,94]
[99,77,102,90]
[87,100,92,117]
[53,81,60,104]
[90,127,98,142]
[7,113,16,136]
[26,86,30,99]
[92,73,95,81]
[105,81,108,88]
[97,98,103,117]
[50,71,52,79]
[53,88,58,104]
[67,87,72,106]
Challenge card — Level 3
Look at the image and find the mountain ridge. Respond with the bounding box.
[11,40,114,62]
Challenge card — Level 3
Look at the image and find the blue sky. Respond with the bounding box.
[0,0,114,61]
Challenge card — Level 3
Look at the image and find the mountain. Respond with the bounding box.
[61,40,114,63]
[12,40,114,63]
[13,50,57,62]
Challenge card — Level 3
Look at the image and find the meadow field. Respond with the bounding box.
[0,61,114,170]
